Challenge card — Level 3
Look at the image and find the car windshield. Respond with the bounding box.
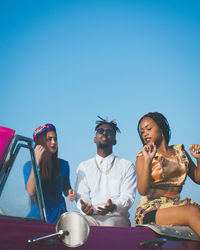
[0,135,45,221]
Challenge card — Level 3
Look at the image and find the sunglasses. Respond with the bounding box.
[96,128,114,136]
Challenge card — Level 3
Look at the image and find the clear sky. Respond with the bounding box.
[1,0,200,225]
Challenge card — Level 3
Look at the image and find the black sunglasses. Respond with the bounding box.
[96,128,114,136]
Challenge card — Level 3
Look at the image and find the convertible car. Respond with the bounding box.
[0,125,200,249]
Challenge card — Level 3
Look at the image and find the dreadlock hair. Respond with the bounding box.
[95,116,121,134]
[137,112,171,145]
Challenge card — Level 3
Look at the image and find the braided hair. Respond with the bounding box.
[137,112,171,145]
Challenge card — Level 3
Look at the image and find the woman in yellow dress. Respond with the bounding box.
[135,112,200,237]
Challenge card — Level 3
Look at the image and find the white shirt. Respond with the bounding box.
[75,153,137,216]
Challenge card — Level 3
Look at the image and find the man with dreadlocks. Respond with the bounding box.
[75,116,136,227]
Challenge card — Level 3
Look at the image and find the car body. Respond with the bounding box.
[0,126,200,249]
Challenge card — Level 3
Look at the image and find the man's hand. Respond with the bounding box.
[80,199,94,215]
[96,199,117,215]
[67,189,76,201]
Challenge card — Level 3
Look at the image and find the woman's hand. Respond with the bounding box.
[188,144,200,183]
[190,144,200,160]
[67,189,76,201]
[34,145,45,166]
[142,142,157,162]
[135,143,156,196]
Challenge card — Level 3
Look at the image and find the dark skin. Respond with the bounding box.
[80,124,117,215]
[136,117,200,236]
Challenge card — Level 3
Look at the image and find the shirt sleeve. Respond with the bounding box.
[62,160,72,192]
[23,161,32,189]
[75,163,92,213]
[111,162,137,213]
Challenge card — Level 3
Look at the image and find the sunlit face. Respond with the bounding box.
[140,117,163,146]
[94,124,116,148]
[45,131,58,154]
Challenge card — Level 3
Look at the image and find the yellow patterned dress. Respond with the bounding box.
[135,144,200,225]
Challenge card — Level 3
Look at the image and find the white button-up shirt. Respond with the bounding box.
[75,153,137,216]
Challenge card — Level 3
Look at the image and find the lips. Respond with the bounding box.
[145,138,151,143]
[101,136,108,141]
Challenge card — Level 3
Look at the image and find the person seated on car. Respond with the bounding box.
[135,112,200,237]
[75,116,137,227]
[23,123,76,223]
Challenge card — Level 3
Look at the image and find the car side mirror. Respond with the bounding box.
[28,211,90,247]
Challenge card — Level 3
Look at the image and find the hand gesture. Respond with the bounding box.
[67,189,76,201]
[80,199,94,215]
[34,145,45,166]
[96,199,117,215]
[142,142,157,162]
[190,144,200,160]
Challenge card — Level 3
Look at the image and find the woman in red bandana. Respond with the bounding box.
[23,123,76,223]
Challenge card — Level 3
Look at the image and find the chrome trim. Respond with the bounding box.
[0,135,47,222]
[138,224,200,241]
[139,238,167,248]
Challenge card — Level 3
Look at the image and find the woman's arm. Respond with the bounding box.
[26,168,36,195]
[26,145,45,195]
[61,160,76,201]
[136,143,156,195]
[187,144,200,184]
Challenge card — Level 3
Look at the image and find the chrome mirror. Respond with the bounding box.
[28,211,90,247]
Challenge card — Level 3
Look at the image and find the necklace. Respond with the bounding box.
[95,157,115,175]
[158,147,176,159]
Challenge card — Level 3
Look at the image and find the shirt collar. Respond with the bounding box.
[95,153,114,165]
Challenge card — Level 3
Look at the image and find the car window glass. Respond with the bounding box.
[0,147,42,220]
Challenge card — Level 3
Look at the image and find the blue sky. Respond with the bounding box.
[1,0,200,224]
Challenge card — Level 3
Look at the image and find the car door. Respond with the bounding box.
[0,129,70,249]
